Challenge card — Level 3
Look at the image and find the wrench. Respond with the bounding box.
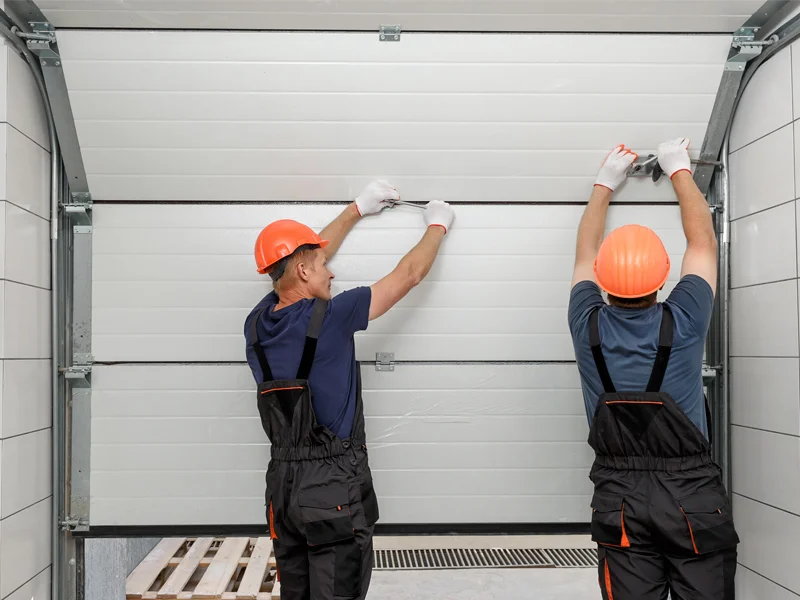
[628,154,722,182]
[388,199,426,210]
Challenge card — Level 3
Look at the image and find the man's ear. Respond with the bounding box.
[296,259,311,283]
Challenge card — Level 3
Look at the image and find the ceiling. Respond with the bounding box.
[36,0,766,33]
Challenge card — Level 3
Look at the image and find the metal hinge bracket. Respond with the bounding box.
[702,364,722,385]
[375,352,396,371]
[23,21,59,61]
[725,27,778,70]
[64,192,93,227]
[380,25,401,42]
[64,365,92,389]
[64,353,93,389]
[60,517,89,532]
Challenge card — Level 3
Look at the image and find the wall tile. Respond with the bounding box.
[0,498,51,598]
[0,429,51,519]
[734,494,800,593]
[731,48,793,151]
[737,566,799,600]
[4,203,49,290]
[731,357,800,436]
[730,124,795,221]
[6,53,48,151]
[731,201,797,288]
[5,125,50,221]
[1,360,51,439]
[732,426,800,517]
[730,279,799,357]
[4,567,50,600]
[2,282,50,359]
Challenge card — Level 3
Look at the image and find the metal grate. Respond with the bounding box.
[542,548,598,568]
[373,548,596,570]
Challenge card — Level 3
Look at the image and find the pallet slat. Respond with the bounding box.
[127,539,188,598]
[237,539,273,600]
[159,538,216,599]
[193,538,251,599]
[128,537,279,600]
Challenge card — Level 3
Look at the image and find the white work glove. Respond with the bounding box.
[423,200,455,234]
[595,144,638,192]
[657,137,692,179]
[354,180,400,216]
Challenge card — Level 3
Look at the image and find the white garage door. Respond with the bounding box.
[57,30,729,528]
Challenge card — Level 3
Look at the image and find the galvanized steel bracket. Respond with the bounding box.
[376,352,396,371]
[60,517,89,532]
[64,192,93,227]
[380,25,401,42]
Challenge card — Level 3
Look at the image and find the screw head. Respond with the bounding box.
[55,61,60,66]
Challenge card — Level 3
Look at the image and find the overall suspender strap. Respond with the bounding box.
[646,305,675,393]
[589,308,616,393]
[248,308,273,383]
[296,299,329,380]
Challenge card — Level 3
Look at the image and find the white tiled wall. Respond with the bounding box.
[0,42,54,600]
[729,41,800,598]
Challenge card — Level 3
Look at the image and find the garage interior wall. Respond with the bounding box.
[53,30,731,528]
[728,42,800,598]
[0,22,55,600]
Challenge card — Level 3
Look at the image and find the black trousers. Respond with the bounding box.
[598,544,737,600]
[274,526,374,600]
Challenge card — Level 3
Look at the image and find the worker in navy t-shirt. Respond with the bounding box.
[569,140,738,600]
[244,180,455,600]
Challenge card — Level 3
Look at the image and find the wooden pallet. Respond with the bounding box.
[126,538,280,600]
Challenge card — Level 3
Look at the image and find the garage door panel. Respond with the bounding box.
[93,203,684,230]
[92,204,685,362]
[71,91,713,124]
[65,61,723,95]
[57,31,730,63]
[87,174,680,202]
[96,253,689,284]
[83,148,699,178]
[93,414,585,444]
[92,364,592,525]
[91,469,592,500]
[90,495,592,527]
[93,442,593,472]
[93,225,687,256]
[76,121,711,152]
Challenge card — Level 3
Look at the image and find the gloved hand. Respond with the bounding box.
[595,144,638,192]
[657,138,692,179]
[354,180,400,216]
[424,200,455,234]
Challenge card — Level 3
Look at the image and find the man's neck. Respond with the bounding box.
[274,285,312,311]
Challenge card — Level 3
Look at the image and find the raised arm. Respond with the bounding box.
[656,138,718,295]
[572,145,638,288]
[369,200,454,321]
[319,180,400,259]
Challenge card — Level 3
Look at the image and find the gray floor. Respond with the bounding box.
[369,567,599,600]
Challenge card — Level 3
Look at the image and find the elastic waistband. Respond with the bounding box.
[593,452,714,472]
[270,439,365,462]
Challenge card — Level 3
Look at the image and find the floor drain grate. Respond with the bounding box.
[373,548,596,570]
[542,548,599,568]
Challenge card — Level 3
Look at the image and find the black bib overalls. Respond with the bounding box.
[249,299,380,600]
[587,305,739,600]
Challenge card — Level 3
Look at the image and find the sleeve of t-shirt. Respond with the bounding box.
[665,275,715,337]
[568,281,606,338]
[329,286,372,335]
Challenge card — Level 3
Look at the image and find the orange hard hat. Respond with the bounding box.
[254,219,329,274]
[594,224,670,298]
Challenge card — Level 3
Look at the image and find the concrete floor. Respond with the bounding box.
[369,568,598,600]
[368,535,599,599]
